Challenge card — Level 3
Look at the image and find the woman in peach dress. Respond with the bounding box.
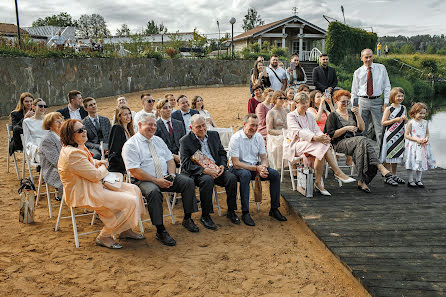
[58,119,146,249]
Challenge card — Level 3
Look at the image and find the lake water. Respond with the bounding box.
[428,111,446,168]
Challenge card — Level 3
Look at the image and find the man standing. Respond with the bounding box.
[180,115,240,227]
[171,95,199,133]
[228,114,287,226]
[122,113,199,246]
[134,93,156,131]
[57,90,88,120]
[351,48,391,145]
[266,55,287,91]
[312,54,338,94]
[82,97,111,159]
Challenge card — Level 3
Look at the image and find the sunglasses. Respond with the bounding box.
[147,99,155,103]
[279,97,287,100]
[75,127,86,133]
[37,104,48,108]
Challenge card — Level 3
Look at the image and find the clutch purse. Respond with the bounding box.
[191,150,219,170]
[103,172,123,191]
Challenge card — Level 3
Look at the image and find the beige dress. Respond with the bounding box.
[266,107,288,170]
[58,146,145,237]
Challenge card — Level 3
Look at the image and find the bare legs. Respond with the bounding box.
[324,149,352,180]
[384,162,398,175]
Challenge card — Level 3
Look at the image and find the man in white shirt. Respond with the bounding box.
[171,95,199,133]
[122,113,199,246]
[134,93,156,131]
[266,54,287,91]
[228,114,287,226]
[351,48,391,145]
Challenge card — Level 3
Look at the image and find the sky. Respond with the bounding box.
[0,0,444,38]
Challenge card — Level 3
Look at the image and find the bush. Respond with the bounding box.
[421,59,438,73]
[271,46,288,57]
[164,48,179,59]
[400,44,415,54]
[143,50,163,62]
[412,80,434,99]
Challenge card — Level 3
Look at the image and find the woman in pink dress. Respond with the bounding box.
[255,87,274,144]
[283,93,355,195]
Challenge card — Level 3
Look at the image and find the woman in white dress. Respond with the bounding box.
[23,98,48,164]
[191,95,217,129]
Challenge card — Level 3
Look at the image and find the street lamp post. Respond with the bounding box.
[229,17,236,59]
[216,20,220,59]
[14,0,21,47]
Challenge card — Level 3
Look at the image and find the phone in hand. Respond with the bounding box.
[324,89,330,98]
[164,174,175,182]
[290,62,295,71]
[353,97,359,107]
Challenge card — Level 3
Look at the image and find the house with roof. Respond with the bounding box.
[24,26,76,45]
[0,23,46,42]
[231,15,327,61]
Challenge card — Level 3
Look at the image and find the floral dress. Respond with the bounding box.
[405,119,436,171]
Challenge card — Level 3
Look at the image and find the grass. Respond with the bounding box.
[384,54,446,74]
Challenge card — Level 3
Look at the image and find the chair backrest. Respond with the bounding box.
[100,141,105,160]
[6,124,13,141]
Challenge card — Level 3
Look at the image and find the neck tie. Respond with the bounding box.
[147,139,164,178]
[367,66,373,97]
[92,117,98,127]
[167,121,173,136]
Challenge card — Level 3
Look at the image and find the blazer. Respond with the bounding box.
[171,109,199,131]
[10,110,24,129]
[312,65,338,92]
[107,124,128,174]
[56,106,88,120]
[9,110,25,153]
[83,115,111,150]
[38,130,62,190]
[179,131,228,178]
[155,118,185,155]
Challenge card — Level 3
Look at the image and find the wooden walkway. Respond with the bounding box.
[281,167,446,297]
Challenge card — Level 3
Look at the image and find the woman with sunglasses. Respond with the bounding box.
[324,90,401,193]
[266,91,288,170]
[22,98,48,164]
[58,119,145,249]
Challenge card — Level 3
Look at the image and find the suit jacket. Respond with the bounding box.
[107,125,128,174]
[56,106,88,120]
[155,118,185,155]
[171,109,199,131]
[38,130,62,190]
[9,110,25,153]
[312,65,338,92]
[83,115,111,151]
[180,131,228,178]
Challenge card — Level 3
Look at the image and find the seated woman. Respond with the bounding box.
[297,84,310,96]
[9,92,35,154]
[324,90,400,193]
[39,112,64,200]
[308,90,334,132]
[266,91,288,170]
[191,95,217,129]
[108,105,135,174]
[58,119,145,249]
[255,87,274,144]
[284,88,296,112]
[248,84,264,114]
[283,93,356,196]
[251,60,270,90]
[23,98,48,164]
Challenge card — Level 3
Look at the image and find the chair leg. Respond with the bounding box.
[36,173,43,205]
[55,200,64,231]
[91,211,96,225]
[289,161,296,191]
[139,217,145,233]
[70,207,80,248]
[13,153,20,180]
[46,183,52,218]
[213,187,222,216]
[324,162,329,179]
[22,156,26,179]
[280,158,284,183]
[6,149,9,173]
[165,193,175,224]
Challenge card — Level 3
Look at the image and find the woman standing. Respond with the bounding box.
[9,92,34,154]
[23,98,48,164]
[255,88,274,144]
[191,95,217,128]
[251,60,270,90]
[286,54,307,91]
[266,91,288,170]
[308,90,334,132]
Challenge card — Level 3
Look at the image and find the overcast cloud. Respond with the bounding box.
[0,0,444,37]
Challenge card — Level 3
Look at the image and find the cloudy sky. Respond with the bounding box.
[0,0,444,37]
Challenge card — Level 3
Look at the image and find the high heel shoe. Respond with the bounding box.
[334,174,356,184]
[315,185,331,196]
[357,185,371,193]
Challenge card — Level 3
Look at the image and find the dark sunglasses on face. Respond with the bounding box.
[37,104,48,108]
[75,127,86,133]
[147,99,155,104]
[279,97,287,100]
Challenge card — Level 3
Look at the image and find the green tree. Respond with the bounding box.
[400,43,415,54]
[189,28,207,48]
[144,20,167,35]
[242,8,264,32]
[425,44,437,54]
[77,14,110,38]
[116,24,131,37]
[32,12,78,27]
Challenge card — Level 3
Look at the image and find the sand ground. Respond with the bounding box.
[0,86,370,296]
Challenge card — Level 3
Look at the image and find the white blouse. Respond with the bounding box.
[23,118,48,164]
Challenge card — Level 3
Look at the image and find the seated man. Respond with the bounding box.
[166,93,177,111]
[180,115,240,227]
[122,113,200,247]
[134,93,156,131]
[56,90,88,120]
[228,114,287,226]
[155,98,185,166]
[82,97,111,159]
[171,95,199,133]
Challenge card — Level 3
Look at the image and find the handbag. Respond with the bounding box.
[254,174,263,203]
[103,172,123,191]
[18,178,36,223]
[296,165,314,198]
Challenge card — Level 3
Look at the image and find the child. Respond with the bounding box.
[380,87,407,185]
[404,102,437,187]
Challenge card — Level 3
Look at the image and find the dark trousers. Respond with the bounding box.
[230,167,281,212]
[193,170,238,215]
[133,174,198,226]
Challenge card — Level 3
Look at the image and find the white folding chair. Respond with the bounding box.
[35,171,58,218]
[280,129,303,191]
[20,134,40,181]
[324,150,355,187]
[100,141,105,160]
[6,124,23,180]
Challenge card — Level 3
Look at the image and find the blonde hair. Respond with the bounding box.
[271,91,286,105]
[389,87,405,104]
[263,88,274,98]
[294,92,309,103]
[42,112,63,130]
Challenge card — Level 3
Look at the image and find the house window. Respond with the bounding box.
[292,40,310,53]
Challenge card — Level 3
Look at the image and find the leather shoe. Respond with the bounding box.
[334,174,356,184]
[242,213,255,226]
[156,230,176,246]
[200,216,218,230]
[182,218,199,233]
[269,208,287,221]
[226,211,241,225]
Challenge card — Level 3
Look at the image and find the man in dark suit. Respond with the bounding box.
[312,54,338,94]
[171,95,199,134]
[82,97,111,159]
[56,90,88,120]
[180,114,240,228]
[155,98,185,166]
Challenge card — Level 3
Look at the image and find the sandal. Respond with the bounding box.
[407,181,417,188]
[96,237,123,249]
[119,233,146,240]
[415,181,425,188]
[383,173,398,186]
[392,175,406,184]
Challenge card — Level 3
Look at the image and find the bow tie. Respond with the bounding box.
[183,112,190,116]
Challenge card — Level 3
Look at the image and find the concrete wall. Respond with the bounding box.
[0,57,253,116]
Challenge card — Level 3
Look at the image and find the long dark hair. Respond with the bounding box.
[114,105,135,137]
[291,54,305,81]
[253,60,263,80]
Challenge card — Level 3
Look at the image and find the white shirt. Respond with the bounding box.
[266,66,287,91]
[228,129,266,166]
[161,117,173,133]
[68,106,82,120]
[351,62,391,104]
[23,118,47,164]
[181,110,192,133]
[122,133,173,177]
[133,109,156,132]
[88,115,100,127]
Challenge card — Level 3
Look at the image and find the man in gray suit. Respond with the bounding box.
[82,97,111,159]
[155,98,185,166]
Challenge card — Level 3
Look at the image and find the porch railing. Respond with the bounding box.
[300,48,322,61]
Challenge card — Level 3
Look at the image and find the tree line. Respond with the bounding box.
[379,35,446,55]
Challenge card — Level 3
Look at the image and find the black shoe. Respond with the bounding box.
[242,213,255,226]
[200,216,218,230]
[392,175,406,184]
[55,196,62,201]
[182,218,199,233]
[269,209,287,221]
[156,230,176,246]
[226,211,241,225]
[357,185,372,193]
[415,181,425,188]
[407,181,418,188]
[383,173,398,186]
